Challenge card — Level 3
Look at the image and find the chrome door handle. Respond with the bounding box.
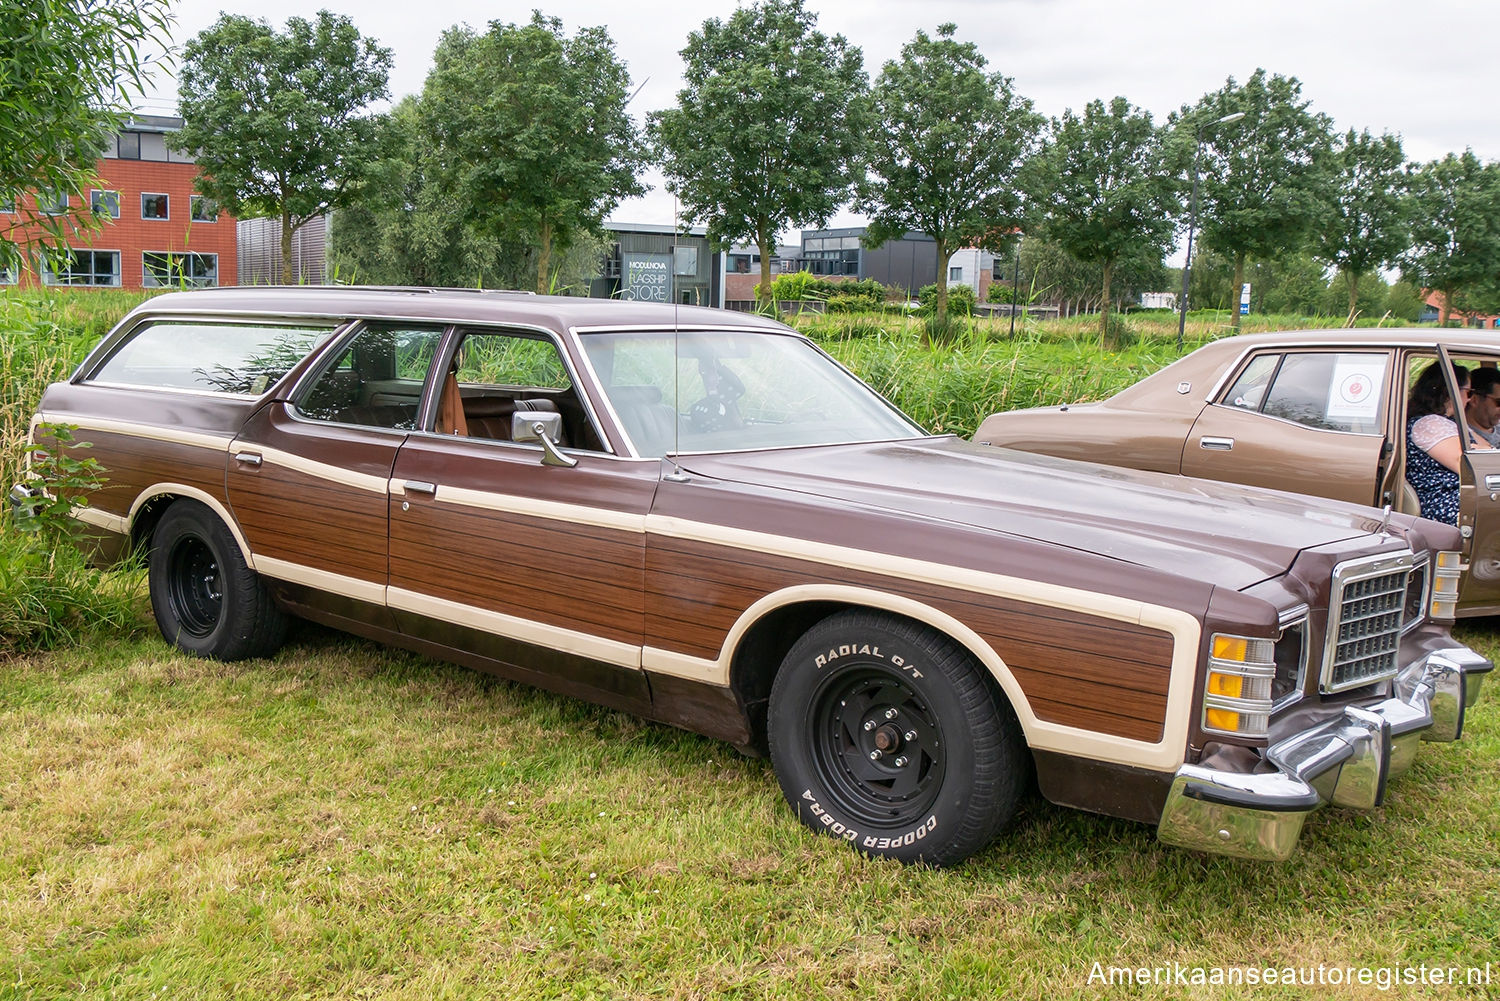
[403,480,437,496]
[1485,475,1500,491]
[1199,437,1235,451]
[234,451,262,467]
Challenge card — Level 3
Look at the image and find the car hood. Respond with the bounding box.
[676,436,1388,591]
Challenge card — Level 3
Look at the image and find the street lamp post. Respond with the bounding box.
[1009,248,1020,338]
[1176,111,1246,352]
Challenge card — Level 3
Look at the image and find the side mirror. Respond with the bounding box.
[512,410,577,468]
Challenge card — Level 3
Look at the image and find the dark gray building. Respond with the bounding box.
[592,222,723,306]
[786,227,940,294]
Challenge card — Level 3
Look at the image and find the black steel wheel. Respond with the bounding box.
[807,667,946,828]
[148,499,288,660]
[768,610,1027,866]
[164,533,223,637]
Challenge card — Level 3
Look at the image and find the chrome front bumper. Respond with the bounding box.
[1158,646,1492,861]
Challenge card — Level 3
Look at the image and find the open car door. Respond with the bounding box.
[1436,344,1500,615]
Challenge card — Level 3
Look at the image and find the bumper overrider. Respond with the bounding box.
[9,482,42,524]
[1158,647,1492,860]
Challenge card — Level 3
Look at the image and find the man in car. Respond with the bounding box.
[1465,366,1500,447]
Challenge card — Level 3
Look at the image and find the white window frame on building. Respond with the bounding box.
[142,251,218,288]
[141,192,169,220]
[190,195,219,223]
[37,190,69,215]
[42,249,121,287]
[91,189,120,219]
[0,262,16,285]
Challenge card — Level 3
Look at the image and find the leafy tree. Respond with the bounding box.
[172,11,392,284]
[0,0,172,276]
[327,98,537,289]
[652,0,868,306]
[1402,151,1500,324]
[1320,271,1389,321]
[1220,252,1329,317]
[1312,129,1409,322]
[1021,236,1165,316]
[1182,70,1335,329]
[858,23,1041,324]
[1384,280,1425,322]
[422,13,646,294]
[1024,96,1183,339]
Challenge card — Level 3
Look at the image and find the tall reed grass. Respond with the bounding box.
[1,289,152,655]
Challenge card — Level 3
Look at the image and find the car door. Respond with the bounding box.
[226,321,446,630]
[1180,348,1392,505]
[385,325,659,712]
[1435,344,1500,614]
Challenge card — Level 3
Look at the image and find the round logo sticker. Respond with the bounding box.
[1338,373,1372,406]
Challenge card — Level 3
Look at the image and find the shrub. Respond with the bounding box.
[987,284,1014,304]
[917,283,976,316]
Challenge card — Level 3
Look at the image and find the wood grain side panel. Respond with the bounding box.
[67,430,227,519]
[389,504,644,645]
[647,536,1172,741]
[228,463,389,584]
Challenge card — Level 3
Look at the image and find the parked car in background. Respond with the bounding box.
[13,292,1490,864]
[975,330,1500,617]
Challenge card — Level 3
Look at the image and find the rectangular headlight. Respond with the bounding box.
[1203,632,1275,737]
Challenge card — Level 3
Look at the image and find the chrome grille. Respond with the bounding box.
[1321,552,1414,693]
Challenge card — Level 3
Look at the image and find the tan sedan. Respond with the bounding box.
[974,329,1500,616]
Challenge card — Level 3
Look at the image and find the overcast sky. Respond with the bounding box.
[141,0,1500,245]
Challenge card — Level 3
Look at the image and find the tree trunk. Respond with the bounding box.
[535,219,552,295]
[1231,253,1246,330]
[1100,261,1113,343]
[1346,267,1361,325]
[933,239,949,323]
[281,212,294,285]
[756,225,773,308]
[1439,289,1451,326]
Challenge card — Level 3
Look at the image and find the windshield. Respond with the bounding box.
[579,329,922,457]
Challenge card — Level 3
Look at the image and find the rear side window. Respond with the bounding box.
[1220,351,1387,433]
[89,321,332,395]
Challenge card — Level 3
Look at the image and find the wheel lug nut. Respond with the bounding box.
[863,720,876,731]
[894,756,909,767]
[884,709,898,719]
[904,730,918,743]
[868,749,882,761]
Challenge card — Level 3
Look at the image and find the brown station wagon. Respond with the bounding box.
[975,329,1500,617]
[12,290,1491,864]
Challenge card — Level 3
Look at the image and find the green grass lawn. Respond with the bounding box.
[2,618,1496,999]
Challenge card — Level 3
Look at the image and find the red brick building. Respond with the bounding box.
[1,115,235,290]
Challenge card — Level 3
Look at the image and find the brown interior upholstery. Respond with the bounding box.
[437,367,469,437]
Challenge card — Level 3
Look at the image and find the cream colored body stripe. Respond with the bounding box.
[387,587,642,668]
[37,411,232,452]
[430,484,647,533]
[73,505,129,535]
[256,556,386,606]
[254,446,389,494]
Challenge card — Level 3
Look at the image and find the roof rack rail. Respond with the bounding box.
[180,285,539,295]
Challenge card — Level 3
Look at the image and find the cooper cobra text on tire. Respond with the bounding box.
[148,499,288,660]
[768,609,1027,866]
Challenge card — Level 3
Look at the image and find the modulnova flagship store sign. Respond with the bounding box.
[622,253,671,302]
